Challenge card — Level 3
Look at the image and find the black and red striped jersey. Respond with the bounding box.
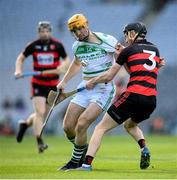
[116,39,160,96]
[23,38,67,86]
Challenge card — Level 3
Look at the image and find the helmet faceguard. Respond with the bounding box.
[37,21,52,32]
[68,14,88,31]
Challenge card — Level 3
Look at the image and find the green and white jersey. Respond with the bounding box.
[72,32,118,78]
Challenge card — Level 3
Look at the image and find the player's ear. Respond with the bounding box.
[130,30,135,38]
[127,31,134,41]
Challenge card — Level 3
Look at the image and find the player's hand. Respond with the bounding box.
[158,57,165,69]
[56,81,66,91]
[86,79,96,90]
[115,43,125,53]
[57,66,67,74]
[14,71,23,79]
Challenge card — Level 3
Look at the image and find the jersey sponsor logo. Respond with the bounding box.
[37,53,54,65]
[43,46,48,51]
[34,88,39,94]
[81,60,89,66]
[50,44,56,50]
[35,45,42,49]
[76,45,107,61]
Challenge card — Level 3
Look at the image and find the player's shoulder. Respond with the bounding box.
[24,39,39,49]
[26,38,38,46]
[147,41,158,49]
[72,40,84,52]
[94,32,117,42]
[50,37,64,46]
[51,37,61,43]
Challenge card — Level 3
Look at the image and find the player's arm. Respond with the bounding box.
[56,55,70,73]
[15,42,33,78]
[42,56,70,75]
[86,63,121,89]
[123,63,130,74]
[158,57,165,69]
[115,43,131,74]
[14,53,26,78]
[86,47,128,89]
[57,56,81,89]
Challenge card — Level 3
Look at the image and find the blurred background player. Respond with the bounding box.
[14,21,70,153]
[56,14,118,170]
[79,22,165,171]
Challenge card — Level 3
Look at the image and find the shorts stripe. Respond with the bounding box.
[114,91,130,108]
[103,83,115,110]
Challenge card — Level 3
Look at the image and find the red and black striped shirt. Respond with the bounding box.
[116,39,160,96]
[23,38,67,86]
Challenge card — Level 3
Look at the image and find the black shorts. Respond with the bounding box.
[107,91,156,124]
[31,83,57,99]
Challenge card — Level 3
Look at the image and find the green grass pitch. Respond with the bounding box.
[0,135,177,179]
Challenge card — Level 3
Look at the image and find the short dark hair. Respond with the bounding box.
[37,21,52,32]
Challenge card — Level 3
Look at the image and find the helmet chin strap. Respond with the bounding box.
[127,31,139,44]
[133,32,140,42]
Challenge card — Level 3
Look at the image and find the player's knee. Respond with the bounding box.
[94,124,107,134]
[123,121,135,131]
[36,108,45,118]
[63,123,74,134]
[36,112,44,120]
[75,121,87,134]
[124,121,130,130]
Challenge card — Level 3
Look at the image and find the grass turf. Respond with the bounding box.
[0,135,177,179]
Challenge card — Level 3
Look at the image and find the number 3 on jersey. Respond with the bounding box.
[143,50,156,71]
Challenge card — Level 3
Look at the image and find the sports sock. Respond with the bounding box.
[84,155,94,165]
[36,136,44,145]
[67,136,75,145]
[71,144,87,163]
[138,139,146,149]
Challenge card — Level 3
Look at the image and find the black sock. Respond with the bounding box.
[138,139,146,149]
[71,144,87,164]
[67,136,75,145]
[84,155,94,165]
[36,136,44,145]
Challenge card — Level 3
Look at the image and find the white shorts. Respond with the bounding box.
[71,80,116,111]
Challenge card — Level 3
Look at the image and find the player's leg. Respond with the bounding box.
[16,113,35,143]
[63,102,85,144]
[123,95,156,169]
[60,83,115,171]
[81,112,119,171]
[80,92,133,171]
[124,118,145,141]
[59,102,85,170]
[62,102,103,170]
[124,119,150,169]
[75,102,103,145]
[32,96,48,153]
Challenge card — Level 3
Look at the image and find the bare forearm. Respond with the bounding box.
[92,72,112,84]
[56,56,70,73]
[15,53,25,73]
[14,53,26,79]
[42,56,70,75]
[86,64,121,89]
[93,64,121,84]
[62,60,81,84]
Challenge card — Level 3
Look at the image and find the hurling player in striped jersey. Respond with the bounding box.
[15,21,70,153]
[81,22,165,171]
